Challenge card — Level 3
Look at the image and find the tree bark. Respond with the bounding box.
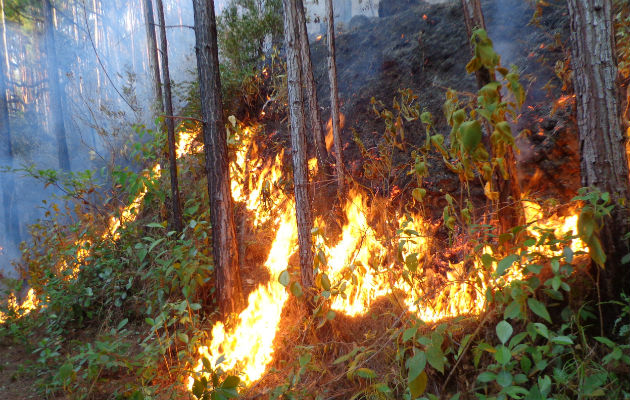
[0,0,19,245]
[43,0,71,171]
[460,0,524,234]
[460,0,492,88]
[325,0,344,192]
[283,0,315,291]
[142,0,164,114]
[295,0,328,174]
[155,0,182,232]
[192,0,244,315]
[568,0,630,317]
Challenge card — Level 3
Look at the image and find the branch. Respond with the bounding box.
[161,115,204,124]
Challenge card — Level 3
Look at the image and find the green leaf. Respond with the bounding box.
[504,301,522,320]
[145,317,155,327]
[221,375,240,389]
[355,368,377,379]
[551,336,573,345]
[496,320,513,344]
[117,318,129,330]
[407,351,427,382]
[192,379,205,399]
[496,370,513,387]
[460,120,483,152]
[409,370,428,398]
[527,298,552,323]
[477,371,496,383]
[278,270,290,287]
[146,222,165,229]
[496,254,519,276]
[403,327,417,343]
[494,345,511,365]
[177,332,189,344]
[426,344,445,373]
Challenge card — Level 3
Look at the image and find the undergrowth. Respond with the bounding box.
[1,10,630,400]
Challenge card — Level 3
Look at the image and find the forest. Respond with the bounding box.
[1,0,630,398]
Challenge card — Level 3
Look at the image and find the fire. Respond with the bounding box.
[523,201,586,254]
[325,113,345,152]
[423,14,428,21]
[176,128,203,158]
[316,35,322,41]
[189,203,296,386]
[0,288,39,323]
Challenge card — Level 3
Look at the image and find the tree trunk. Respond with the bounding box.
[155,0,182,232]
[283,0,315,291]
[43,0,71,171]
[568,0,630,321]
[142,0,163,114]
[460,0,492,88]
[295,0,328,174]
[460,0,523,234]
[325,0,344,192]
[192,0,244,315]
[0,0,19,245]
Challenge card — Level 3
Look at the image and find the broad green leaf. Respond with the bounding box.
[527,298,552,323]
[426,344,445,373]
[460,120,483,152]
[221,376,240,389]
[407,351,427,381]
[504,301,521,320]
[496,254,519,276]
[477,371,496,383]
[496,320,513,344]
[494,345,511,365]
[402,327,417,343]
[496,370,513,387]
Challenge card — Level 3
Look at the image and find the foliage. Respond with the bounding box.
[217,0,283,106]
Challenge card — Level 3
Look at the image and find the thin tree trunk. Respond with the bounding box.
[460,0,492,88]
[325,0,344,193]
[43,0,71,171]
[568,0,630,322]
[283,0,315,292]
[155,0,182,232]
[142,0,163,114]
[460,0,523,234]
[0,0,19,245]
[295,0,328,174]
[192,0,244,315]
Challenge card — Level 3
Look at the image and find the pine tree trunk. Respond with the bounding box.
[142,0,164,114]
[192,0,244,315]
[460,0,523,234]
[295,0,328,174]
[325,0,344,192]
[155,0,182,232]
[568,0,630,317]
[0,0,19,245]
[283,0,315,291]
[43,0,71,171]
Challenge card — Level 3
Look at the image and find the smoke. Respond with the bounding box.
[0,0,200,279]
